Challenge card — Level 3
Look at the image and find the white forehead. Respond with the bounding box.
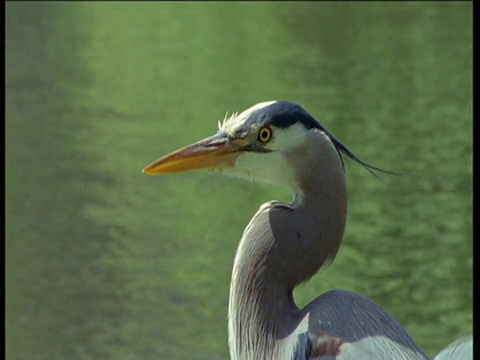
[218,100,277,134]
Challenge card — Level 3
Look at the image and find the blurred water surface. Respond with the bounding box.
[6,2,472,359]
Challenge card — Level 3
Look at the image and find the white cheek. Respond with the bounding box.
[230,152,298,189]
[268,122,309,151]
[220,123,318,195]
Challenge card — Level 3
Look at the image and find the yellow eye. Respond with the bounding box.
[258,126,272,144]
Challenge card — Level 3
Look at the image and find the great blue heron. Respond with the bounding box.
[143,101,472,359]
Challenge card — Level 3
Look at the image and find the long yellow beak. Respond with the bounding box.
[143,133,246,175]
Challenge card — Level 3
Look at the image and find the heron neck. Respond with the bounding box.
[228,183,348,359]
[228,260,301,360]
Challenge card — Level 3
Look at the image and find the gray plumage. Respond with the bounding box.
[143,101,472,360]
[226,121,426,359]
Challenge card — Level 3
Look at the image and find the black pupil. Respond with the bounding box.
[261,130,268,140]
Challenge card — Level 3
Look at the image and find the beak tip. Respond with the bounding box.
[142,167,154,175]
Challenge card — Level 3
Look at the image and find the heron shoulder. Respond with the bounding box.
[302,289,429,359]
[434,335,473,360]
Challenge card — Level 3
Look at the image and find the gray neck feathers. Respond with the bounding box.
[228,130,348,360]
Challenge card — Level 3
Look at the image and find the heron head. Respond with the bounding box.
[143,101,338,189]
[143,101,393,189]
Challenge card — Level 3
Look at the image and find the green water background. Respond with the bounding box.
[6,2,472,359]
